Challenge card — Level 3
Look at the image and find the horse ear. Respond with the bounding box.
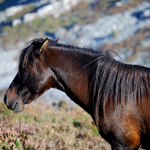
[55,38,60,43]
[39,38,49,53]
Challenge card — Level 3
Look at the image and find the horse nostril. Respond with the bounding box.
[4,95,7,105]
[13,101,18,109]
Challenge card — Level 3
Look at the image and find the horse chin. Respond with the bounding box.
[13,101,25,113]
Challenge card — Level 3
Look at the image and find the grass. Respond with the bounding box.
[0,100,110,150]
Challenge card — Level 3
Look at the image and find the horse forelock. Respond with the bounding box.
[18,38,45,72]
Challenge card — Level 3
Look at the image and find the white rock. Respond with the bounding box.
[12,18,22,27]
[143,9,150,17]
[37,2,60,17]
[23,13,37,23]
[55,28,67,37]
[115,2,123,7]
[61,0,80,11]
[37,0,80,18]
[0,12,6,23]
[5,5,24,17]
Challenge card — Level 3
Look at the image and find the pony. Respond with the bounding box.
[4,38,150,149]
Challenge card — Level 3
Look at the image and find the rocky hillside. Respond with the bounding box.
[0,0,150,102]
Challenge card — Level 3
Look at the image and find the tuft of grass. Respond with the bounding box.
[15,139,22,149]
[73,119,81,128]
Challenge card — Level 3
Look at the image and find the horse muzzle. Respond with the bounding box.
[3,94,25,113]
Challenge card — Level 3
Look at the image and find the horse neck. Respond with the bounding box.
[45,47,93,113]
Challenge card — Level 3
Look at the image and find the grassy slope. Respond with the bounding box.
[0,100,110,150]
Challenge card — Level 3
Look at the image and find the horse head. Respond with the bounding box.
[4,38,61,113]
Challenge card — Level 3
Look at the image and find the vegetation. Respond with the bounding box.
[0,100,110,150]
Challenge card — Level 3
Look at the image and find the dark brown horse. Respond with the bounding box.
[4,38,150,149]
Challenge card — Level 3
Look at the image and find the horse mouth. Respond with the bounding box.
[13,101,25,113]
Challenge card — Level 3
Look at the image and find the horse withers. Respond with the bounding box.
[4,38,150,150]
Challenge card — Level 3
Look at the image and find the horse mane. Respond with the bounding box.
[88,53,150,120]
[18,38,111,71]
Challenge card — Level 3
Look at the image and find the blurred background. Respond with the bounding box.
[0,0,150,149]
[0,0,150,104]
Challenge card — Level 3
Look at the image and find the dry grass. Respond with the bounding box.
[0,100,110,150]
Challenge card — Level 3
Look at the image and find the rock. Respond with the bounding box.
[23,13,37,23]
[0,12,6,23]
[5,5,24,17]
[12,18,22,27]
[37,0,80,18]
[143,9,150,18]
[37,3,56,17]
